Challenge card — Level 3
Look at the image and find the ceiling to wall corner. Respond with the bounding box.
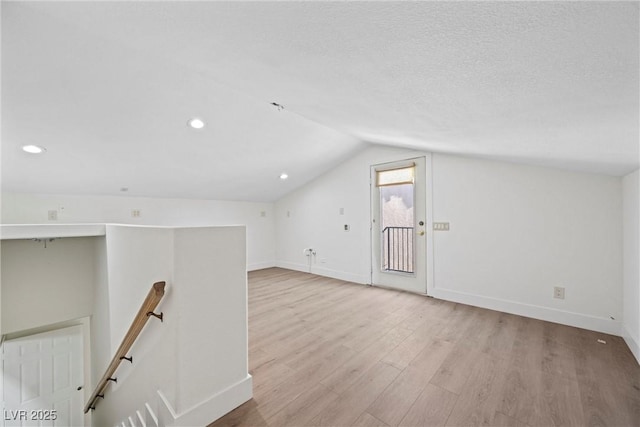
[2,2,638,201]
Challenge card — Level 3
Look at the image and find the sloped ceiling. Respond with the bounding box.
[2,1,638,202]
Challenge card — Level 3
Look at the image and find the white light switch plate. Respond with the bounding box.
[433,222,450,231]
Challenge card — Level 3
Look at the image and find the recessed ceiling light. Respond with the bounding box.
[188,118,205,129]
[22,145,46,154]
[280,173,289,180]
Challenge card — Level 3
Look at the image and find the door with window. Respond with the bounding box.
[371,157,427,293]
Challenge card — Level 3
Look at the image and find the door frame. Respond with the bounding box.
[369,153,435,296]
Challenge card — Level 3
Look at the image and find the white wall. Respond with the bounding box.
[623,169,640,363]
[1,192,276,271]
[173,227,249,415]
[89,236,111,395]
[92,224,178,426]
[276,146,623,334]
[431,154,622,334]
[1,237,96,334]
[92,225,251,427]
[104,225,175,352]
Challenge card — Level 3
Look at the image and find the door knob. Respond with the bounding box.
[418,231,425,236]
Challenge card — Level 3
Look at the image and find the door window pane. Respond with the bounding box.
[380,182,414,273]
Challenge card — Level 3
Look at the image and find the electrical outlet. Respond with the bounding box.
[48,210,58,221]
[554,286,565,299]
[339,207,345,215]
[344,224,350,231]
[131,209,141,218]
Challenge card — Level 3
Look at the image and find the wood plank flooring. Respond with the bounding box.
[211,268,640,427]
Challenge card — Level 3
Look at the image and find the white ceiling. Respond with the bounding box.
[2,1,638,202]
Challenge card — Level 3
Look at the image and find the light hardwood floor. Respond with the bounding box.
[211,268,640,427]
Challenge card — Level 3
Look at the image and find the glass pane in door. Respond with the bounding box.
[380,182,414,273]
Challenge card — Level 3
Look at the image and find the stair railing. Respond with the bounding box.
[84,281,166,413]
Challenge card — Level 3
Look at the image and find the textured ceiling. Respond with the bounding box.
[2,1,638,201]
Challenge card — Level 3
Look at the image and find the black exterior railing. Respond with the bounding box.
[382,226,414,273]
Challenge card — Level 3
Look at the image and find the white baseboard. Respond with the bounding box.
[273,263,624,339]
[622,324,640,365]
[157,374,253,426]
[248,261,276,271]
[275,261,369,284]
[430,287,621,336]
[311,266,369,284]
[275,261,310,274]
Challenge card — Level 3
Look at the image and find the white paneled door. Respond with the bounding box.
[2,326,84,427]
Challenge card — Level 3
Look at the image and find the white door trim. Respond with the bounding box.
[425,153,435,296]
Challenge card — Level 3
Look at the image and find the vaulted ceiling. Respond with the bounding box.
[2,1,638,201]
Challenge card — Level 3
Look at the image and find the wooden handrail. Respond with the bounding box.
[84,281,166,413]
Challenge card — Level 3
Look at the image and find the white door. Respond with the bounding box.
[2,326,84,427]
[371,157,427,293]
